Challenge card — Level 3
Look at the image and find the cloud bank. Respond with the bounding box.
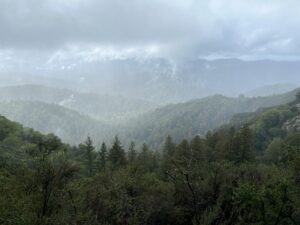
[0,0,300,66]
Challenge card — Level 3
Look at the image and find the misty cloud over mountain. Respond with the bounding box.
[1,58,300,103]
[1,0,300,70]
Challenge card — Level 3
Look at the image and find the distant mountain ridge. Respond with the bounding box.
[0,84,299,147]
[59,58,300,102]
[245,83,298,97]
[2,58,300,103]
[0,84,155,123]
[0,100,113,145]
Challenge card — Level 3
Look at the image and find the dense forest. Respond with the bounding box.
[1,92,300,225]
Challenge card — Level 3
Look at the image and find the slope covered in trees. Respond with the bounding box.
[229,92,300,151]
[0,101,113,145]
[1,92,300,224]
[244,83,298,97]
[0,86,299,147]
[122,88,300,147]
[0,84,155,123]
[12,59,300,103]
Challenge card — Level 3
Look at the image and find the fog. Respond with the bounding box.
[1,58,300,103]
[1,0,300,100]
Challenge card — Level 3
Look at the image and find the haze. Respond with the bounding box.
[0,0,299,101]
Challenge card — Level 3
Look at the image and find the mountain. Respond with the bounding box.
[0,84,155,123]
[3,92,300,225]
[0,114,70,167]
[244,83,298,97]
[229,92,300,151]
[0,101,113,145]
[42,58,300,103]
[121,88,300,147]
[4,59,300,104]
[1,85,299,147]
[0,73,74,89]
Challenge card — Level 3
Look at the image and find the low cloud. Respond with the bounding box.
[0,0,300,66]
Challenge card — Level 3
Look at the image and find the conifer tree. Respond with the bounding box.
[108,136,126,168]
[161,136,176,177]
[98,142,107,171]
[127,141,137,162]
[239,124,254,162]
[83,136,95,176]
[174,139,191,166]
[229,125,254,163]
[190,135,204,161]
[139,143,148,161]
[163,135,176,157]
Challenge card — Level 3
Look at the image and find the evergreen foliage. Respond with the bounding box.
[2,94,300,224]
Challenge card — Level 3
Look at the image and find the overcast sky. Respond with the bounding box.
[0,0,300,71]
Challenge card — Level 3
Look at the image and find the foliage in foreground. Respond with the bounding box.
[1,95,300,225]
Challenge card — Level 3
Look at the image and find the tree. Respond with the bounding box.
[139,143,149,163]
[163,135,176,157]
[31,136,77,224]
[108,136,127,168]
[239,124,255,162]
[127,141,137,163]
[137,143,158,172]
[229,125,255,164]
[190,135,205,161]
[296,91,300,103]
[264,138,284,164]
[80,136,95,176]
[98,142,107,171]
[173,139,191,168]
[161,136,176,178]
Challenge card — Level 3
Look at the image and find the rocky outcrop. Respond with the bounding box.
[283,115,300,131]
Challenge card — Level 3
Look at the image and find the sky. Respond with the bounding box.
[0,0,300,72]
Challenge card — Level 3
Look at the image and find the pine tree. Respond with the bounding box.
[239,124,254,162]
[174,139,190,164]
[190,135,205,161]
[83,136,95,176]
[229,125,254,164]
[98,142,107,171]
[108,136,126,168]
[139,143,150,165]
[161,136,176,177]
[127,141,137,162]
[163,135,176,157]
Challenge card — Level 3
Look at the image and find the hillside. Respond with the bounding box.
[121,88,300,147]
[3,59,300,104]
[0,114,69,167]
[229,92,300,151]
[1,86,299,147]
[1,93,300,225]
[50,58,300,102]
[0,101,113,145]
[0,84,155,123]
[244,83,298,97]
[0,73,72,89]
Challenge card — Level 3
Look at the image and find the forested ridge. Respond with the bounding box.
[1,93,300,225]
[0,100,113,145]
[0,84,154,123]
[121,88,300,147]
[0,85,298,147]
